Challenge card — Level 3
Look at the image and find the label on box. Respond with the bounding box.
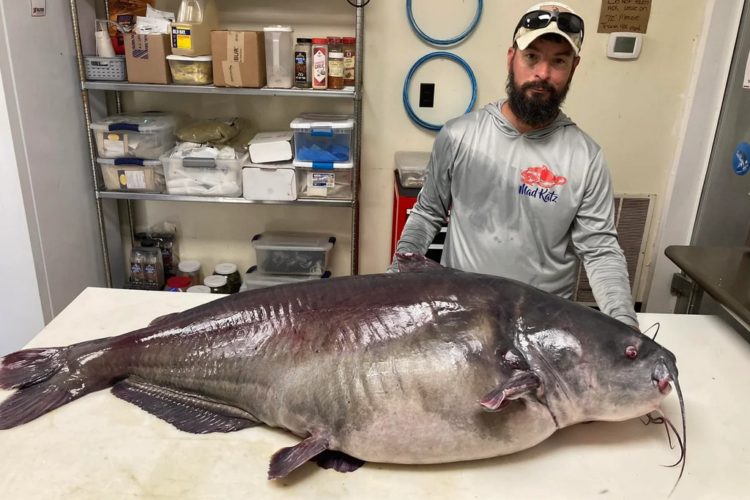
[118,169,146,190]
[103,133,126,156]
[222,32,245,86]
[307,172,334,196]
[172,25,192,50]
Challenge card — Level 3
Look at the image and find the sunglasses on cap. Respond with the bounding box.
[515,10,585,42]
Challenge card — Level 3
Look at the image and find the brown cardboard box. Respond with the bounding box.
[124,33,171,84]
[211,31,266,88]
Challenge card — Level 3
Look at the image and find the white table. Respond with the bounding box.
[1,287,749,499]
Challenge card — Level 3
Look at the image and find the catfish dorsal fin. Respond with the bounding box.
[395,253,448,273]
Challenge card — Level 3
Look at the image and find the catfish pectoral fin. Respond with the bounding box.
[312,450,365,473]
[480,370,541,412]
[111,377,259,434]
[268,433,330,479]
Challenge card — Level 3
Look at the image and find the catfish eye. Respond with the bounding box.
[625,346,638,360]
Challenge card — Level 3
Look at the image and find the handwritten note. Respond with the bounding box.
[597,0,652,34]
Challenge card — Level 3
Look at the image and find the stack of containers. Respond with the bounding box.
[244,231,335,291]
[290,114,355,200]
[243,131,297,201]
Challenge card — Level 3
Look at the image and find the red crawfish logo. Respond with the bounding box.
[520,165,567,189]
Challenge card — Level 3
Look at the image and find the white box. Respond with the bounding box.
[248,131,294,163]
[242,161,296,201]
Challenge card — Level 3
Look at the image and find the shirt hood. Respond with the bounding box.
[483,99,575,140]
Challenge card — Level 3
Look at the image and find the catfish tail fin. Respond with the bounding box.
[0,347,81,429]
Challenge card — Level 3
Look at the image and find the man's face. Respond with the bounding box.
[506,36,579,127]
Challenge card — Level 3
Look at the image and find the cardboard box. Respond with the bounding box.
[124,33,171,85]
[211,31,266,88]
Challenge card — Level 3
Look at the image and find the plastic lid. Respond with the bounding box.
[204,275,228,287]
[252,231,335,252]
[327,36,343,43]
[214,262,238,275]
[178,259,201,273]
[96,158,162,166]
[90,112,178,133]
[186,285,211,293]
[395,151,431,170]
[166,55,213,61]
[167,276,192,288]
[296,38,312,43]
[292,159,353,169]
[289,114,355,130]
[343,37,356,44]
[312,38,328,44]
[264,25,293,32]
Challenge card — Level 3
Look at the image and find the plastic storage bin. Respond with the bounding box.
[162,151,247,197]
[166,55,213,84]
[251,231,335,275]
[97,158,166,192]
[290,114,354,166]
[84,56,127,81]
[395,150,430,189]
[295,161,353,199]
[240,265,331,291]
[243,161,296,201]
[90,113,178,160]
[264,26,294,88]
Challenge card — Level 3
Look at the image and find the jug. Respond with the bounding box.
[264,26,294,89]
[171,0,219,57]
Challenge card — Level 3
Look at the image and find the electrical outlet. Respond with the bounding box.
[419,83,435,108]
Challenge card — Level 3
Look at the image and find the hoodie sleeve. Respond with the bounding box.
[388,126,454,271]
[571,150,639,328]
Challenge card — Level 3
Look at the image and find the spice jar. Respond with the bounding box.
[311,38,328,89]
[204,275,230,294]
[140,239,165,289]
[178,259,202,286]
[214,262,242,294]
[166,276,192,292]
[343,37,355,87]
[327,37,344,90]
[294,38,312,88]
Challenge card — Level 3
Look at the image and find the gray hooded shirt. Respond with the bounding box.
[395,100,638,327]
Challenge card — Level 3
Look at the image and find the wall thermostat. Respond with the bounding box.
[607,32,643,60]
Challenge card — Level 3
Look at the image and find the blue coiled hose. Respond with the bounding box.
[406,0,483,46]
[402,51,478,131]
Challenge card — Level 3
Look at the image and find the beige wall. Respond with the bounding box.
[121,1,708,298]
[359,0,708,302]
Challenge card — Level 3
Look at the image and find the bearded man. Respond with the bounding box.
[390,2,638,329]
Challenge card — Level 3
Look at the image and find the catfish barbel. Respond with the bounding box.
[0,255,685,485]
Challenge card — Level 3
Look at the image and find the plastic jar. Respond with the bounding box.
[204,274,230,294]
[166,276,192,292]
[311,38,328,89]
[186,285,211,293]
[343,37,356,87]
[178,259,202,286]
[294,38,312,88]
[214,262,242,293]
[327,37,344,90]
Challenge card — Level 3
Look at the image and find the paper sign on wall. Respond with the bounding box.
[597,0,651,34]
[31,0,46,17]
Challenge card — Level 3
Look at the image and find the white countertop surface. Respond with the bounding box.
[1,287,749,499]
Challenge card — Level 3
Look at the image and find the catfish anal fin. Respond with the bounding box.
[480,370,541,412]
[268,433,330,479]
[313,450,365,473]
[111,377,259,433]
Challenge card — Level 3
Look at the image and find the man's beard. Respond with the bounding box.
[506,66,571,128]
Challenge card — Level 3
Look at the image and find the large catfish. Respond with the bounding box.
[0,255,685,482]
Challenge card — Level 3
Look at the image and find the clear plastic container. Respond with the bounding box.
[251,231,335,275]
[241,265,331,291]
[161,152,247,197]
[395,150,431,188]
[167,55,213,85]
[97,158,166,192]
[294,161,353,199]
[90,113,178,159]
[171,0,219,57]
[290,114,354,165]
[264,26,294,89]
[177,259,202,286]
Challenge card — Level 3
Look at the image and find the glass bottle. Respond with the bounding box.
[294,38,312,88]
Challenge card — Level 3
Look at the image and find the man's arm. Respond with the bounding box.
[570,151,639,328]
[388,127,455,271]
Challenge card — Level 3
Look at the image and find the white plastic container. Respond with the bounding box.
[97,158,165,192]
[290,114,354,165]
[295,161,353,199]
[243,161,297,201]
[166,55,213,85]
[248,131,294,163]
[251,231,335,275]
[90,113,178,159]
[263,26,294,89]
[240,265,331,291]
[395,150,430,188]
[161,152,247,197]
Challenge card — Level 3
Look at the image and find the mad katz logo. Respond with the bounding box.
[518,165,566,203]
